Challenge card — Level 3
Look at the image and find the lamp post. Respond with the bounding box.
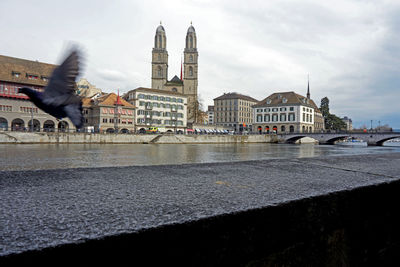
[31,102,34,132]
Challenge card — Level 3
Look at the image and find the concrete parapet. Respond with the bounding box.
[1,153,400,265]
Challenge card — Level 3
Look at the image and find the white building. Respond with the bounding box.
[253,92,316,133]
[207,105,214,125]
[124,87,187,133]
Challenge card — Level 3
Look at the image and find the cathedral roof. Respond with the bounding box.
[187,25,196,33]
[169,75,183,84]
[156,25,165,33]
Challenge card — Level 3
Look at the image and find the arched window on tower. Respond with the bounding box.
[158,66,163,77]
[159,35,162,48]
[158,54,161,61]
[154,36,158,48]
[189,36,193,48]
[189,55,193,62]
[189,66,193,77]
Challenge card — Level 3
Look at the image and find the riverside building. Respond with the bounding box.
[214,92,258,132]
[82,93,135,133]
[124,87,187,133]
[0,54,76,132]
[253,91,320,133]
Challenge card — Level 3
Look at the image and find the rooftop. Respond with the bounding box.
[0,54,56,87]
[214,92,258,102]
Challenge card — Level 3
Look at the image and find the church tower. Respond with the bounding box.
[183,23,198,124]
[151,23,168,89]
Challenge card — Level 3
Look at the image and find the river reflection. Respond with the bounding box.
[1,142,400,171]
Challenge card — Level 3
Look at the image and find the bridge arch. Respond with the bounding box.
[375,136,400,146]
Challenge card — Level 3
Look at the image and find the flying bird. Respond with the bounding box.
[19,49,84,129]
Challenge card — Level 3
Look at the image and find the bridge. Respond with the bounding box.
[277,132,400,146]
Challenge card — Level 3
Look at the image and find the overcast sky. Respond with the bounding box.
[1,0,399,128]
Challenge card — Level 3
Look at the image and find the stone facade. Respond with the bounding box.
[214,93,258,132]
[151,23,198,126]
[76,78,103,98]
[124,87,187,133]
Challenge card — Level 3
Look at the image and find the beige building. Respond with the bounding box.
[0,54,77,132]
[214,92,258,132]
[76,78,103,98]
[82,93,135,133]
[151,23,198,126]
[253,92,319,133]
[124,87,187,133]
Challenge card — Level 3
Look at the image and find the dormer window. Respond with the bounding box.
[282,97,287,103]
[41,76,49,81]
[266,99,272,104]
[26,74,38,80]
[12,71,21,78]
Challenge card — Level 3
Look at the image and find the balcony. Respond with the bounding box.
[145,105,152,110]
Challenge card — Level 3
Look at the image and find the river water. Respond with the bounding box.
[1,142,400,171]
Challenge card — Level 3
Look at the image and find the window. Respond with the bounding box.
[166,97,171,102]
[280,114,286,121]
[256,115,262,122]
[158,66,163,77]
[189,55,193,62]
[264,114,270,122]
[272,114,278,122]
[289,113,295,121]
[303,113,305,122]
[289,107,294,111]
[103,118,108,123]
[272,108,278,112]
[189,67,193,76]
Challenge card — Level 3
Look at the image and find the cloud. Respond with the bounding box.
[0,0,399,127]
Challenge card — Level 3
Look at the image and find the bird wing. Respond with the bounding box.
[43,49,81,106]
[64,102,84,129]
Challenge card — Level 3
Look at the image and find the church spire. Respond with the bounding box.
[307,74,310,99]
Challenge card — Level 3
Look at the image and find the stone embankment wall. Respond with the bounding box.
[0,132,276,144]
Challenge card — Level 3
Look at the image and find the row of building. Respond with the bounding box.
[0,23,350,134]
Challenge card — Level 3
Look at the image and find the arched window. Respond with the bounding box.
[189,66,193,76]
[158,66,163,77]
[189,55,193,62]
[189,36,193,48]
[159,35,162,48]
[172,88,177,92]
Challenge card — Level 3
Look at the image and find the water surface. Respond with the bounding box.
[1,142,400,171]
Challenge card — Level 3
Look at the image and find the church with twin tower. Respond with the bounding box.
[151,23,199,124]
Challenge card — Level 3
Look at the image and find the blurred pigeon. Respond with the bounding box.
[19,49,84,129]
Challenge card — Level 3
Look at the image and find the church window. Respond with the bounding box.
[189,55,193,62]
[189,36,193,48]
[189,67,193,76]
